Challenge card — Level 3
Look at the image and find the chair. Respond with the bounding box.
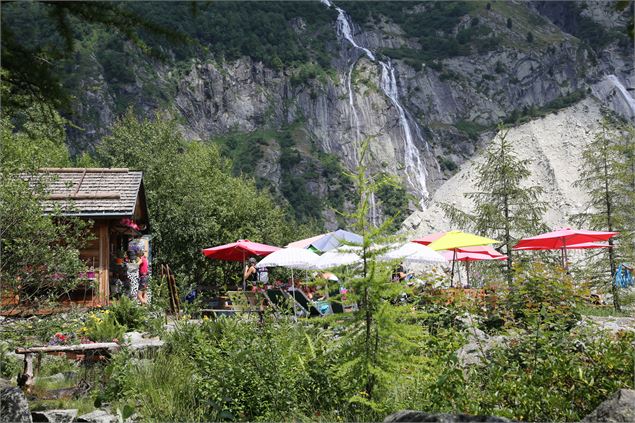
[288,288,323,317]
[329,297,344,314]
[264,289,293,314]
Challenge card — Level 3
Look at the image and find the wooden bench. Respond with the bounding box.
[15,342,119,391]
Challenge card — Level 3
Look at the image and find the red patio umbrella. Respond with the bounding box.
[412,232,446,246]
[513,242,612,251]
[442,249,506,287]
[513,228,618,269]
[202,240,280,289]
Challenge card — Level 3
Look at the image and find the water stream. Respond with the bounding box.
[321,0,430,209]
[607,74,635,118]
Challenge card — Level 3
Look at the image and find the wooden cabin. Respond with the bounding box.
[24,168,150,308]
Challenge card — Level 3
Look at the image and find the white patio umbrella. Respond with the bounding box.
[310,249,362,270]
[256,247,319,270]
[381,242,447,264]
[256,248,320,318]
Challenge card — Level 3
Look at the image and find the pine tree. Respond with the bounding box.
[442,124,546,285]
[575,115,635,311]
[336,141,422,417]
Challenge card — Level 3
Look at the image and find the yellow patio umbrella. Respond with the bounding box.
[427,231,499,286]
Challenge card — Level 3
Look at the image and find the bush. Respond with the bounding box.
[459,329,635,421]
[0,343,21,378]
[81,311,126,342]
[109,296,147,331]
[455,120,489,141]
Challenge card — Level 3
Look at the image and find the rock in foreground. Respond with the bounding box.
[0,379,32,423]
[384,410,512,422]
[582,389,635,422]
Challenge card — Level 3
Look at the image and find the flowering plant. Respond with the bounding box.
[48,332,70,346]
[119,218,140,231]
[80,310,126,343]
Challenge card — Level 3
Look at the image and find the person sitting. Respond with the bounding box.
[392,262,407,282]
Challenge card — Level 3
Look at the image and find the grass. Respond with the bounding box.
[472,0,569,49]
[30,398,96,416]
[576,304,632,318]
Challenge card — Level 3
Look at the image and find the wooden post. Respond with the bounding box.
[98,223,110,305]
[18,353,35,391]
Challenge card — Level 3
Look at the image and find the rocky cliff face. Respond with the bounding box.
[60,1,634,227]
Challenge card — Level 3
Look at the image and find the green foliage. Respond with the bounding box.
[455,120,490,141]
[504,90,587,124]
[361,2,499,67]
[333,142,425,416]
[506,262,579,329]
[105,348,203,421]
[438,156,458,172]
[0,343,21,378]
[0,99,94,312]
[449,328,635,421]
[1,109,70,172]
[526,31,534,43]
[109,296,148,331]
[96,112,295,287]
[82,310,126,343]
[574,115,635,310]
[375,175,410,232]
[1,1,183,112]
[212,125,354,226]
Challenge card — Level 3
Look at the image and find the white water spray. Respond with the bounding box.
[322,0,430,208]
[607,74,635,118]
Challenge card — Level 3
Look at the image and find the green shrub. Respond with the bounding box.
[0,343,21,378]
[81,310,126,342]
[109,296,147,331]
[438,156,458,172]
[455,120,489,141]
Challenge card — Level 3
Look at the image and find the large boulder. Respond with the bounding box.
[455,328,507,367]
[384,411,512,422]
[31,409,78,423]
[582,389,635,422]
[76,409,118,423]
[0,379,32,423]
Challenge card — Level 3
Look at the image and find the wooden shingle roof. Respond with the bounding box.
[28,168,145,218]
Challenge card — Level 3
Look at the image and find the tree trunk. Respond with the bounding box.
[503,193,513,286]
[603,144,620,311]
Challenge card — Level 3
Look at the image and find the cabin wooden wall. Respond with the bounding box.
[78,220,110,306]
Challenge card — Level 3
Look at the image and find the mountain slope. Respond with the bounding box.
[402,97,607,235]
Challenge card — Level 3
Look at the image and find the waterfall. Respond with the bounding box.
[379,61,429,203]
[322,0,430,209]
[607,74,635,118]
[369,192,378,227]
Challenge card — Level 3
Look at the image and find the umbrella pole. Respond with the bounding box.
[563,238,568,272]
[450,250,456,288]
[242,251,246,291]
[292,268,297,321]
[466,261,470,288]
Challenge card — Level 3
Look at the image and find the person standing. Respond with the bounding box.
[137,250,149,304]
[126,252,139,299]
[244,257,258,290]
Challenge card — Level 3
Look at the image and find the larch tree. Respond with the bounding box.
[575,115,635,311]
[442,124,546,285]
